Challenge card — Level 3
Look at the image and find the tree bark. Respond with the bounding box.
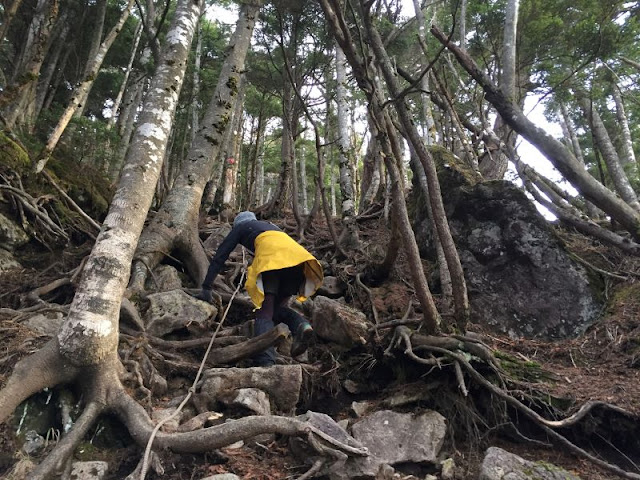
[74,0,108,118]
[580,96,640,212]
[0,1,202,444]
[432,25,640,238]
[129,1,261,292]
[501,0,520,101]
[0,0,58,129]
[107,22,143,129]
[335,43,359,247]
[611,83,637,168]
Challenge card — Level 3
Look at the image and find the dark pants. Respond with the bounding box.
[253,265,307,366]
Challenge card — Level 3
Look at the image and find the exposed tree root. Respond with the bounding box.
[390,325,640,480]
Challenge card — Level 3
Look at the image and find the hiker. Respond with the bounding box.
[195,211,324,366]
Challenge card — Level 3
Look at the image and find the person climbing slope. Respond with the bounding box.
[195,211,323,366]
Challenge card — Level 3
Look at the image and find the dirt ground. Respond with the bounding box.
[0,219,639,480]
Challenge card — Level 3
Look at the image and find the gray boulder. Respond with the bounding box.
[146,289,218,337]
[0,212,29,250]
[412,147,600,339]
[0,247,21,271]
[341,409,446,478]
[312,296,369,347]
[480,447,581,480]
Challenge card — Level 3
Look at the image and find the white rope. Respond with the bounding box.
[139,252,247,480]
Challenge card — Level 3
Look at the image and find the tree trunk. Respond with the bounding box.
[580,96,640,212]
[34,0,134,173]
[0,0,58,130]
[611,83,637,168]
[501,0,520,101]
[267,80,295,216]
[431,26,640,238]
[299,139,309,214]
[74,0,108,118]
[0,0,202,425]
[335,43,359,247]
[111,79,145,181]
[318,0,442,333]
[129,1,261,292]
[107,22,143,129]
[190,20,203,144]
[33,9,70,123]
[0,0,24,45]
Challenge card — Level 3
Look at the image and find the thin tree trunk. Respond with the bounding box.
[108,22,143,129]
[501,0,520,101]
[33,9,70,123]
[363,6,469,329]
[611,83,637,168]
[0,0,24,45]
[34,0,134,173]
[111,79,145,181]
[299,139,309,214]
[319,0,442,333]
[74,0,108,118]
[335,44,359,247]
[580,96,640,212]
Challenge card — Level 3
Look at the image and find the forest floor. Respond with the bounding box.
[0,214,639,480]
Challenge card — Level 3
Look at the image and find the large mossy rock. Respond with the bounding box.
[412,147,600,339]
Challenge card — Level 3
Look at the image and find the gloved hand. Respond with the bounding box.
[190,288,213,304]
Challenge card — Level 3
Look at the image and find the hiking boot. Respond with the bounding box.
[291,323,313,357]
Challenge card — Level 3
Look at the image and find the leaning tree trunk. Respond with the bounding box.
[611,83,637,170]
[432,26,640,239]
[107,22,143,130]
[128,1,262,292]
[0,0,58,130]
[74,0,108,118]
[34,0,134,173]
[580,96,640,213]
[0,0,202,434]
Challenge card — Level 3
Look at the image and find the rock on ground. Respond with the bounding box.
[341,409,447,478]
[145,289,218,337]
[311,296,369,347]
[480,447,581,480]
